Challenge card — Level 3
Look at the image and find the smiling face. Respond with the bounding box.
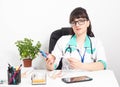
[69,7,91,37]
[71,18,90,36]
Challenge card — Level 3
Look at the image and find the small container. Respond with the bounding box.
[31,71,46,85]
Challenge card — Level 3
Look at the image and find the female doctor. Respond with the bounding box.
[46,7,107,71]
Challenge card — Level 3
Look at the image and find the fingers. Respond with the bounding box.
[45,54,55,70]
[67,58,75,63]
[67,58,72,62]
[46,58,53,65]
[46,54,55,65]
[67,58,82,69]
[68,58,79,63]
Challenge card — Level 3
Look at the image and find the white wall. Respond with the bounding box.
[0,0,120,85]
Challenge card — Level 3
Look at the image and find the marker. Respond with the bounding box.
[8,63,11,72]
[8,63,11,68]
[40,50,47,58]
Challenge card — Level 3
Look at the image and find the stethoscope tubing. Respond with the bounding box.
[65,36,96,62]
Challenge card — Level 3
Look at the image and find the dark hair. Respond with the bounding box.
[69,7,94,37]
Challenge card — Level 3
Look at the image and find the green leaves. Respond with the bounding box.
[15,38,41,60]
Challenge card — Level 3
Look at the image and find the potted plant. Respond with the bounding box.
[15,38,41,67]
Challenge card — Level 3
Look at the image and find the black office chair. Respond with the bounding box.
[49,27,72,53]
[49,27,72,69]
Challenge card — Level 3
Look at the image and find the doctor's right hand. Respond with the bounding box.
[45,54,56,71]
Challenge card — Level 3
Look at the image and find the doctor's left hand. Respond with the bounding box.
[68,58,83,69]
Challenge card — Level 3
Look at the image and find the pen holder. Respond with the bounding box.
[8,69,21,85]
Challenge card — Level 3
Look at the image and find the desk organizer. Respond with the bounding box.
[8,64,21,85]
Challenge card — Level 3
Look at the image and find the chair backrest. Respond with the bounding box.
[49,27,72,53]
[49,27,72,69]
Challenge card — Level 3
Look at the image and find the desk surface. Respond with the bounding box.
[0,68,119,87]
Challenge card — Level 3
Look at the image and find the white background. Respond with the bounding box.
[0,0,120,85]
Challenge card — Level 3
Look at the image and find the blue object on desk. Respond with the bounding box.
[0,80,4,84]
[40,50,47,58]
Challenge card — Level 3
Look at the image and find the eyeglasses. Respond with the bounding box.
[70,19,87,26]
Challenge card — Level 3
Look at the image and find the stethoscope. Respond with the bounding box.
[65,36,96,63]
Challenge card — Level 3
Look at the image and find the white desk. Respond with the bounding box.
[0,68,119,87]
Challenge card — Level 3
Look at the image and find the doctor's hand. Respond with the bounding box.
[67,58,83,69]
[45,54,55,71]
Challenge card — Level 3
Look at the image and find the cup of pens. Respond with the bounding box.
[8,64,22,85]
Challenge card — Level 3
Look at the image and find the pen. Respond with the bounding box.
[8,63,11,68]
[8,63,11,72]
[8,63,14,73]
[40,50,47,58]
[9,64,22,84]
